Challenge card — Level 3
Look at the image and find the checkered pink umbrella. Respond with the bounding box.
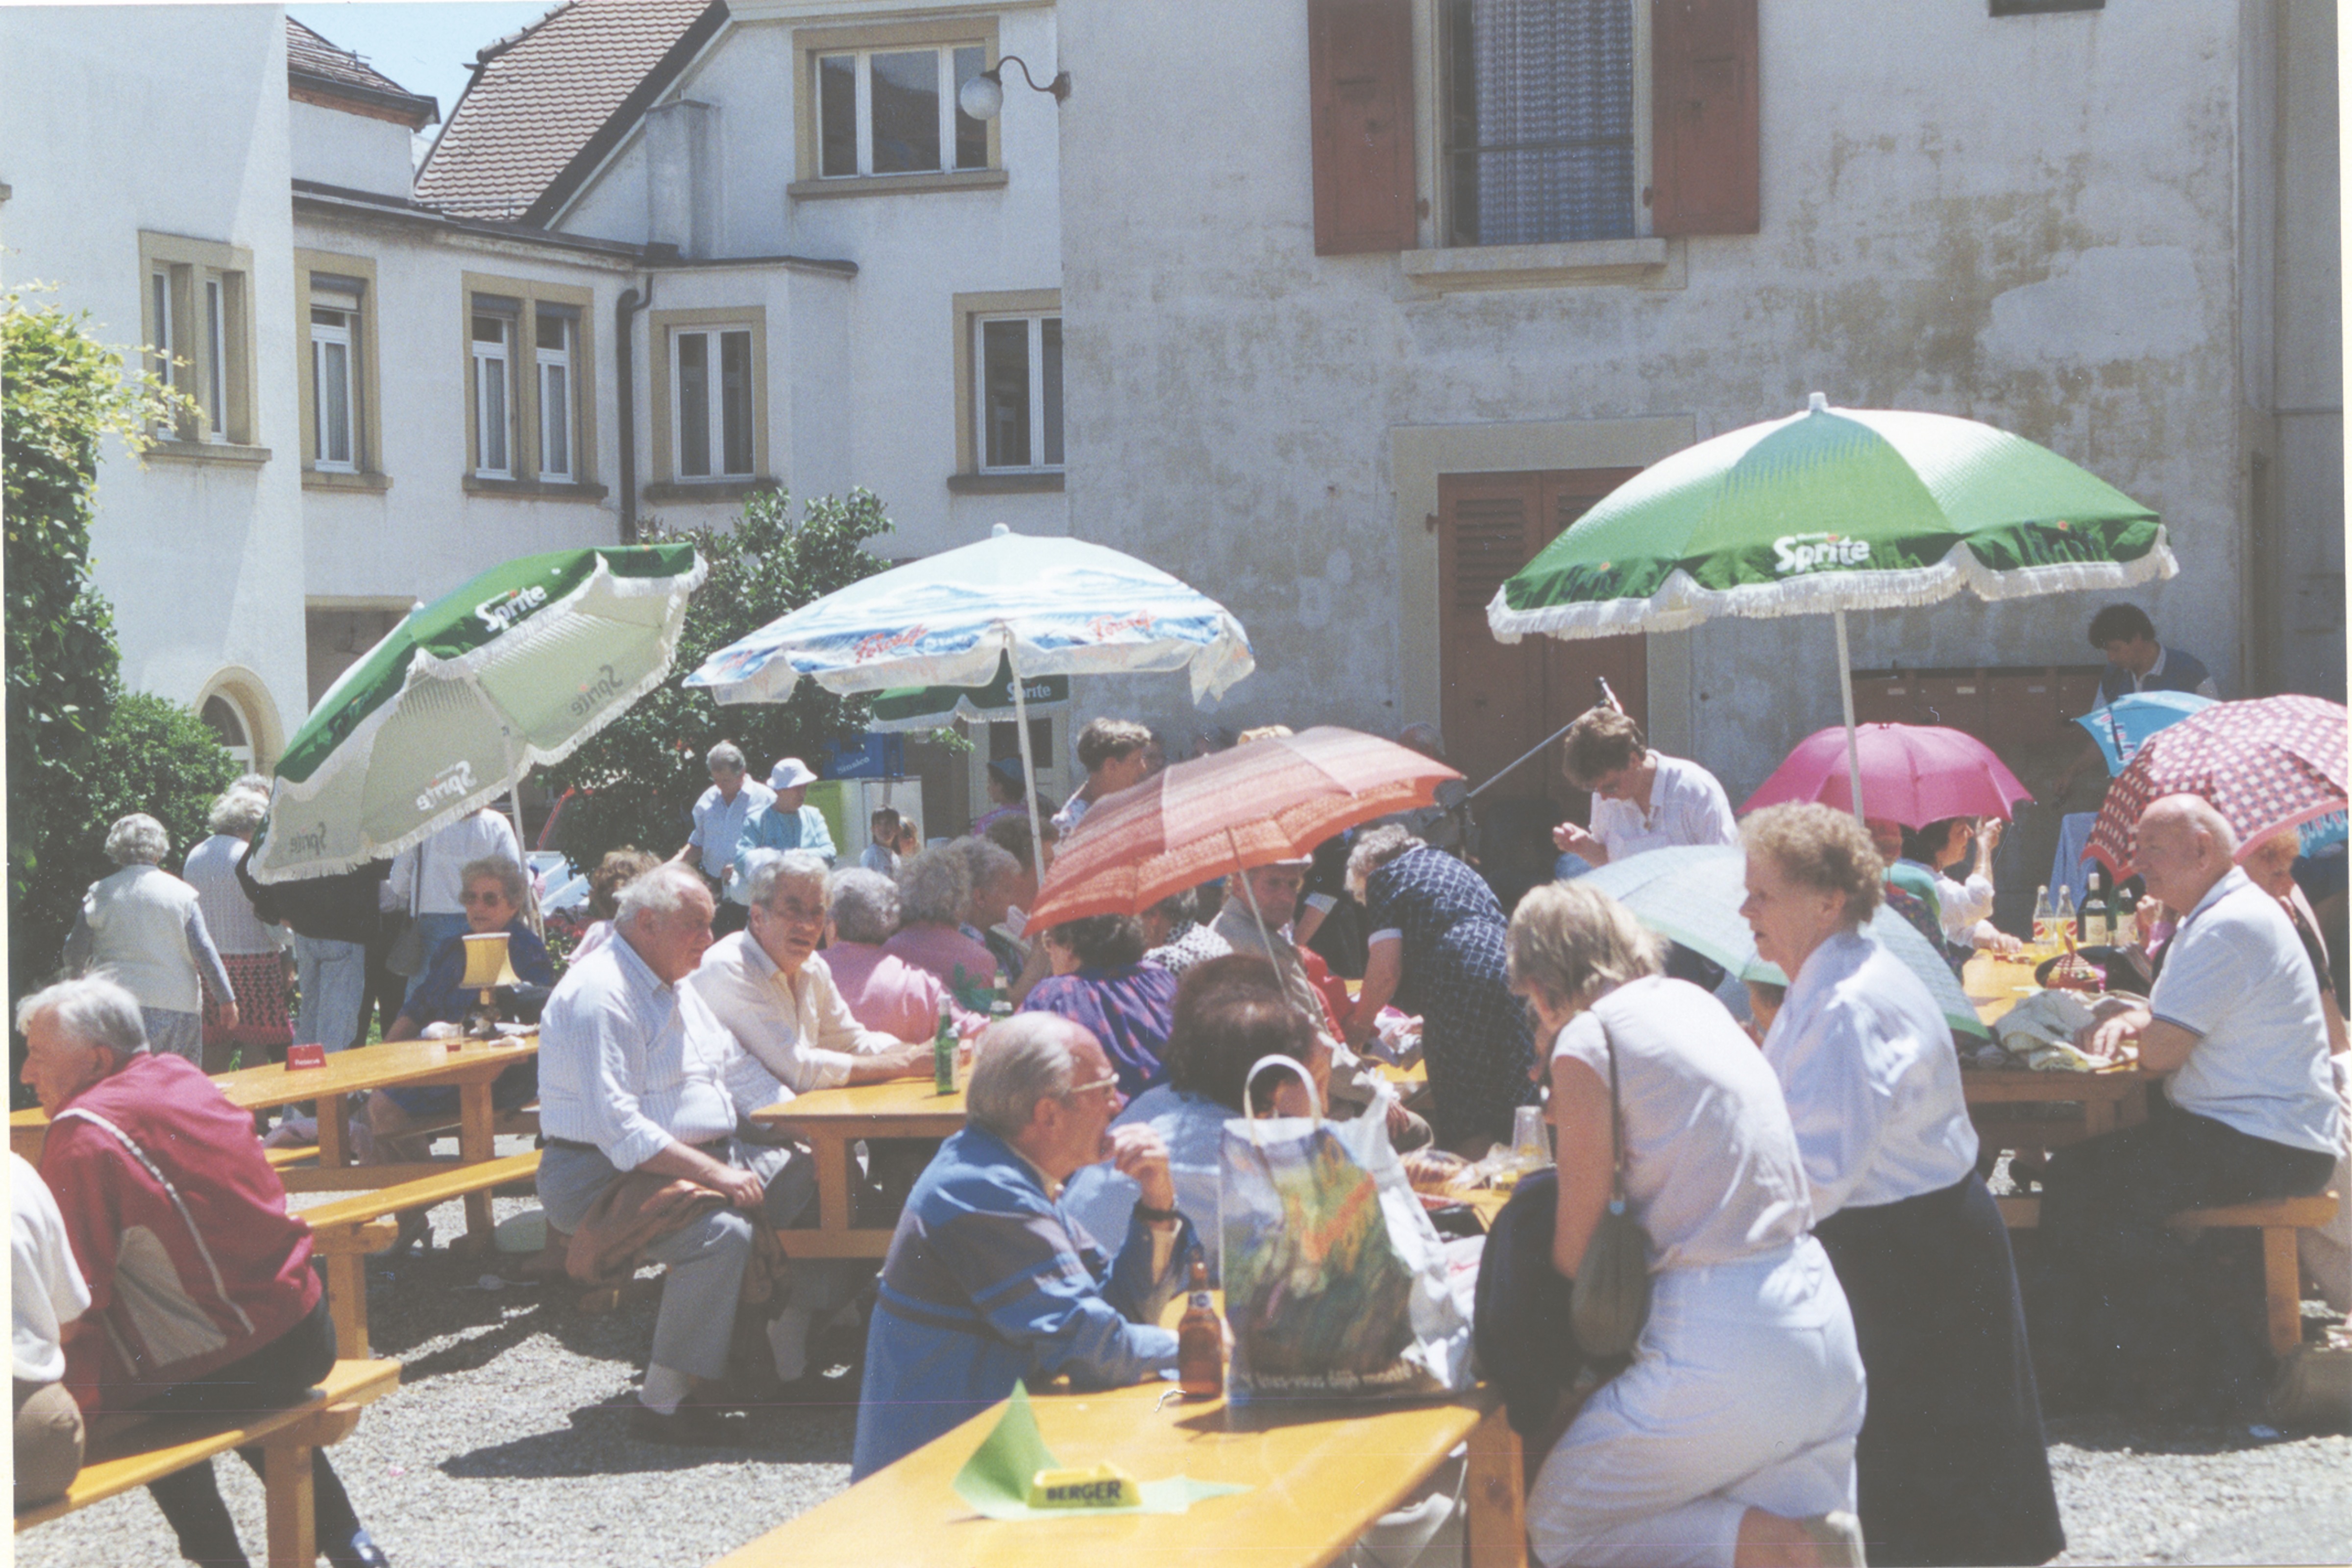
[2086,695,2349,875]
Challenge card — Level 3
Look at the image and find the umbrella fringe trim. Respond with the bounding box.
[252,553,708,881]
[1487,534,2178,642]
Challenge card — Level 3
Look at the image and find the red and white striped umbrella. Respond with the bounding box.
[1028,727,1460,929]
[2086,695,2349,875]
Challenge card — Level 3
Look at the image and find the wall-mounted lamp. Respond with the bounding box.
[957,54,1069,121]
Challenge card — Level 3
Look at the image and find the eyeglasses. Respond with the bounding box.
[459,889,510,906]
[763,902,827,927]
[1063,1074,1121,1100]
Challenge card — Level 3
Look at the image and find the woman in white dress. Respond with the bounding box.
[1508,880,1865,1568]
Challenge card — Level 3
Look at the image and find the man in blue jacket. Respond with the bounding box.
[2057,603,2223,798]
[853,1014,1193,1478]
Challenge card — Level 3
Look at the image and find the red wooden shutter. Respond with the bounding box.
[1307,0,1418,255]
[1651,0,1760,236]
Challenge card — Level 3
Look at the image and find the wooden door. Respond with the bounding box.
[1437,469,1646,827]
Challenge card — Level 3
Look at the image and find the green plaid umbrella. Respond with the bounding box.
[1488,395,2171,815]
[251,545,705,881]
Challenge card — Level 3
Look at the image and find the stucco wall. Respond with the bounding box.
[0,3,308,759]
[289,98,415,198]
[1056,0,2274,802]
[556,6,1070,563]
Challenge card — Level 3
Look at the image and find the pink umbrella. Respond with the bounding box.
[2085,695,2348,876]
[1740,723,2032,827]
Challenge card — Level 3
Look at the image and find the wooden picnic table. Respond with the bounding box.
[11,1033,539,1249]
[1957,953,2147,1155]
[707,1374,1527,1568]
[746,1075,966,1258]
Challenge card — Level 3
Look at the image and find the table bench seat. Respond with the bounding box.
[1999,1190,2340,1355]
[301,1150,543,1356]
[15,1357,400,1568]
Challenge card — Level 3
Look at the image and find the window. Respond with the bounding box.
[816,44,989,177]
[458,272,598,493]
[672,326,756,479]
[471,308,515,478]
[1442,0,1638,247]
[310,289,359,471]
[139,232,257,448]
[536,310,575,481]
[975,313,1063,473]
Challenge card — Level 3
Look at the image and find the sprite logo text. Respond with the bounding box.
[476,584,549,635]
[1772,533,1872,575]
[416,761,476,813]
[570,664,623,718]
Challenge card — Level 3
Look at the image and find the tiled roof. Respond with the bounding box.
[413,0,721,223]
[286,16,439,124]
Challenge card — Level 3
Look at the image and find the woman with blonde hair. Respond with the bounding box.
[1508,880,1862,1568]
[1740,803,2060,1567]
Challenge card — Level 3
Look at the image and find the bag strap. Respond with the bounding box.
[1241,1053,1322,1146]
[1597,1015,1628,1213]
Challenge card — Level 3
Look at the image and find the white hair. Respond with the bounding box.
[827,868,901,944]
[614,862,711,931]
[105,813,170,866]
[964,1015,1080,1139]
[1346,823,1424,901]
[15,975,147,1060]
[207,789,268,838]
[743,849,830,910]
[707,740,747,773]
[896,844,973,926]
[946,837,1019,907]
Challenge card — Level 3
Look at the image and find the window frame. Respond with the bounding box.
[295,251,386,487]
[791,17,1004,196]
[1427,0,1655,251]
[470,304,518,480]
[138,231,259,450]
[646,305,771,493]
[536,308,576,482]
[970,311,1063,476]
[309,299,358,472]
[457,270,599,495]
[950,289,1064,490]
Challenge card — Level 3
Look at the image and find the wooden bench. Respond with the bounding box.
[1999,1191,2340,1355]
[299,1150,543,1357]
[15,1357,399,1568]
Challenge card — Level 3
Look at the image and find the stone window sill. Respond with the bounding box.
[303,469,393,493]
[787,169,1008,201]
[147,439,271,466]
[948,471,1064,495]
[463,475,611,501]
[641,478,780,504]
[1401,237,1682,294]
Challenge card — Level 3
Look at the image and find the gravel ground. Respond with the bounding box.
[19,1147,2349,1568]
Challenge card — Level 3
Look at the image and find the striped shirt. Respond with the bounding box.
[537,933,759,1171]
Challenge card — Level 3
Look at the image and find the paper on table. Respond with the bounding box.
[950,1382,1248,1521]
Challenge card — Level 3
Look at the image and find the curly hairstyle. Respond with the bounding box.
[587,848,660,921]
[1741,802,1883,925]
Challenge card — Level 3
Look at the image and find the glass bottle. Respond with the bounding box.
[2032,884,2056,957]
[2079,864,2111,947]
[2053,884,2077,954]
[931,992,958,1095]
[1177,1253,1222,1398]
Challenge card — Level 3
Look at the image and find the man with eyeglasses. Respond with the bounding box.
[671,740,774,936]
[851,1013,1195,1479]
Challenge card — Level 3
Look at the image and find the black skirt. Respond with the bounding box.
[1814,1174,2065,1568]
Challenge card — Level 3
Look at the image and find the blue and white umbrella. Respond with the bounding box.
[685,524,1255,857]
[2071,689,2216,777]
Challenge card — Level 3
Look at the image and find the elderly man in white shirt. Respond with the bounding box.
[2034,794,2342,1417]
[670,740,776,937]
[535,863,831,1445]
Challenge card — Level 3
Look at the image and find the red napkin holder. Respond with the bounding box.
[286,1043,328,1070]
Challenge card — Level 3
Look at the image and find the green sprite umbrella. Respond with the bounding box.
[1487,394,2172,816]
[251,544,706,881]
[864,653,1071,734]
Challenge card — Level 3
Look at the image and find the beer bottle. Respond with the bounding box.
[932,993,958,1095]
[1177,1252,1222,1398]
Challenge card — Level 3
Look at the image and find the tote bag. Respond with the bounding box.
[1220,1055,1472,1401]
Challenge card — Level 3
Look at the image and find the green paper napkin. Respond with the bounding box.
[950,1383,1250,1521]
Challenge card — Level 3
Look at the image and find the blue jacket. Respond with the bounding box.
[852,1124,1190,1478]
[2097,644,2214,706]
[732,800,838,882]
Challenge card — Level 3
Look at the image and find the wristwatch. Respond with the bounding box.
[1133,1201,1181,1225]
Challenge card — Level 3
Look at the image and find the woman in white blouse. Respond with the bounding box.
[1741,804,2062,1568]
[1508,881,1864,1568]
[1900,816,2022,956]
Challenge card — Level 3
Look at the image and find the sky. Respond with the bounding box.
[286,0,558,152]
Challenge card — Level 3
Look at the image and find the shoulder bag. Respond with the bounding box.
[1569,1016,1651,1357]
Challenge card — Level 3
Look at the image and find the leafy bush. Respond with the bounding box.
[540,487,895,869]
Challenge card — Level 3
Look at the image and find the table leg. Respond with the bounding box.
[2083,1099,2116,1138]
[316,1093,349,1171]
[814,1131,853,1236]
[453,1080,496,1256]
[1465,1403,1528,1568]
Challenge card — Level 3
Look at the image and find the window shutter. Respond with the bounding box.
[1308,0,1417,256]
[1651,0,1759,236]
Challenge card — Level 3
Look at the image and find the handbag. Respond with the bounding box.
[384,841,429,977]
[1471,1168,1588,1437]
[1569,1016,1652,1357]
[1220,1054,1472,1401]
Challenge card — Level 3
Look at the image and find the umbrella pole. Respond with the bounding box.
[501,732,543,938]
[1226,827,1322,1033]
[1009,645,1048,875]
[1835,610,1865,823]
